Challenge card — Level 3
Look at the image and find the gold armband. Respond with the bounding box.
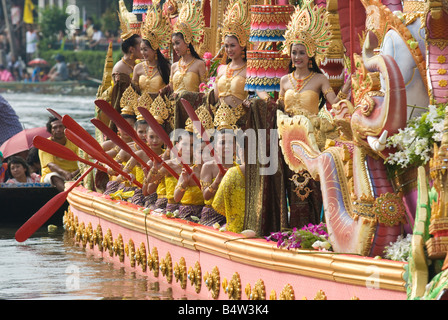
[337,91,348,100]
[323,86,334,97]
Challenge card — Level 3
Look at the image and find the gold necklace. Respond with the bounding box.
[226,63,246,78]
[179,57,196,74]
[144,60,156,79]
[121,57,134,70]
[290,71,314,92]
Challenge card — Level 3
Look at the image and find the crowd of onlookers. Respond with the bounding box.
[0,14,118,83]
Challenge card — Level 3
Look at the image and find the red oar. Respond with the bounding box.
[46,108,63,120]
[60,115,136,181]
[90,118,150,171]
[180,98,226,175]
[33,135,108,173]
[65,129,142,188]
[15,166,94,242]
[137,106,201,188]
[94,99,179,179]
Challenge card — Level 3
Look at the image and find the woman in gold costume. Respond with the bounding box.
[132,3,172,95]
[278,1,350,228]
[111,1,143,117]
[212,0,251,129]
[160,0,207,130]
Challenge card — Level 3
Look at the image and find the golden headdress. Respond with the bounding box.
[213,104,246,131]
[118,0,141,40]
[172,0,205,45]
[120,86,139,116]
[185,104,214,137]
[283,0,332,59]
[141,2,172,50]
[221,0,251,48]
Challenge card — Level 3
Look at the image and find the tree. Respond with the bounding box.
[37,5,69,50]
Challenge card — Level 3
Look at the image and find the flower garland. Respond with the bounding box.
[383,234,412,262]
[386,104,447,171]
[265,222,332,251]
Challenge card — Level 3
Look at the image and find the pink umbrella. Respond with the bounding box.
[0,127,51,158]
[28,58,48,66]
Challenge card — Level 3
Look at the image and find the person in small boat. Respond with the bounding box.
[26,147,41,175]
[0,151,8,183]
[48,54,68,81]
[131,4,171,95]
[6,156,41,184]
[39,116,80,192]
[277,1,351,228]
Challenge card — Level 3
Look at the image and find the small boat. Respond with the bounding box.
[0,183,68,226]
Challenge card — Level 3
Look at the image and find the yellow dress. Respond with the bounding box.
[212,165,245,233]
[165,175,179,204]
[284,89,320,116]
[216,73,248,102]
[172,71,201,93]
[156,177,166,199]
[139,73,165,94]
[180,185,204,206]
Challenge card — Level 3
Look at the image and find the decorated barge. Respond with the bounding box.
[37,0,448,300]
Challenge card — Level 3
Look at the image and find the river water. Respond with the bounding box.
[0,93,175,300]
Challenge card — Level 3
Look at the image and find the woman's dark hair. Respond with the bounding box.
[172,32,202,60]
[122,34,141,54]
[26,147,40,166]
[134,119,148,130]
[288,55,326,109]
[46,116,60,133]
[122,113,137,122]
[224,35,247,64]
[7,156,31,178]
[142,39,171,85]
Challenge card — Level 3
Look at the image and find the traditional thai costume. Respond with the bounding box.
[165,175,180,213]
[169,0,207,130]
[212,165,245,234]
[277,0,332,227]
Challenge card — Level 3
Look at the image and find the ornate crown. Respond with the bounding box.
[141,3,172,50]
[221,0,251,48]
[151,95,172,124]
[173,0,205,45]
[283,0,332,59]
[120,85,139,115]
[185,104,214,136]
[213,104,246,131]
[118,0,141,40]
[134,90,153,121]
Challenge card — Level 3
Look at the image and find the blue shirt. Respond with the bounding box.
[0,94,23,146]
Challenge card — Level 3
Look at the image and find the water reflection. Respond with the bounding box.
[0,227,176,300]
[0,93,176,300]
